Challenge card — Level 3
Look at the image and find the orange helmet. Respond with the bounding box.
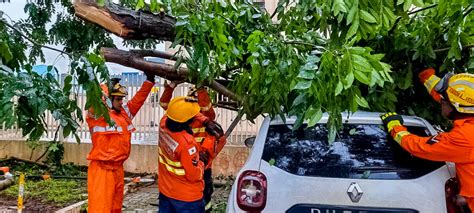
[166,96,200,122]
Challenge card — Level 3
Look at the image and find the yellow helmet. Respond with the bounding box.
[436,73,474,113]
[166,96,200,122]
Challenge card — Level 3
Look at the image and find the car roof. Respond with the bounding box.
[269,111,429,127]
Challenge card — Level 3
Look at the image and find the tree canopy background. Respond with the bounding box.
[0,0,472,145]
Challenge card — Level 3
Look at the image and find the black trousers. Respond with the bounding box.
[203,168,213,211]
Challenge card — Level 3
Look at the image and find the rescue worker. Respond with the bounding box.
[380,68,474,211]
[158,96,217,213]
[159,81,223,212]
[86,73,155,213]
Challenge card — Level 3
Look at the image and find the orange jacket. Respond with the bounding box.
[86,80,154,162]
[159,85,216,120]
[389,118,474,197]
[160,85,223,167]
[158,116,206,202]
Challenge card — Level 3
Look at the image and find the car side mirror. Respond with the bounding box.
[244,136,256,148]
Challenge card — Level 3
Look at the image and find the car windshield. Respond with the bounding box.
[261,124,444,179]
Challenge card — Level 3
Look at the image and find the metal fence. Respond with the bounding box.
[0,74,263,145]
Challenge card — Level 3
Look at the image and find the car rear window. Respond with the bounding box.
[261,124,444,179]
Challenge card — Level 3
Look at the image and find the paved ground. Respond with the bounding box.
[121,177,232,213]
[123,183,159,213]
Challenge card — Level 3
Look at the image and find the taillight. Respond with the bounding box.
[236,170,267,212]
[445,177,464,213]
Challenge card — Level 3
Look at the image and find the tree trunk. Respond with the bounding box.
[101,48,240,102]
[73,0,176,41]
[75,1,242,105]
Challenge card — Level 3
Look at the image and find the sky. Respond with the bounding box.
[0,0,166,74]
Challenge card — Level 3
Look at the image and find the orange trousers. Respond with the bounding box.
[87,161,124,213]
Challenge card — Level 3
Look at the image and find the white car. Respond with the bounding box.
[227,111,469,213]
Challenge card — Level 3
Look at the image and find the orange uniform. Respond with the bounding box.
[86,80,153,213]
[390,121,474,209]
[158,116,213,201]
[159,84,222,165]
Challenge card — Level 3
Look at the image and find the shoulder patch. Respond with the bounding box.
[188,146,197,155]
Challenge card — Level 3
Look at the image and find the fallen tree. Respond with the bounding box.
[0,0,472,142]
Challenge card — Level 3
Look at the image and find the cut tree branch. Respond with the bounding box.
[73,0,176,41]
[101,48,240,102]
[129,49,178,61]
[408,4,438,15]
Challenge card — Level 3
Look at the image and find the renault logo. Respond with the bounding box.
[347,182,363,202]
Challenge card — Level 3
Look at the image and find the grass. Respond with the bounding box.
[1,178,87,206]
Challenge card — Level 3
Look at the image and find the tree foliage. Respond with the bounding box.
[0,0,472,144]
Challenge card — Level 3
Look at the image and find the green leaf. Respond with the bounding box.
[413,0,423,7]
[328,125,336,143]
[293,80,312,90]
[346,18,359,39]
[135,0,145,10]
[344,72,355,88]
[297,70,315,79]
[352,54,371,71]
[403,0,413,11]
[308,107,323,127]
[268,158,276,166]
[361,171,371,179]
[360,10,377,23]
[96,0,105,7]
[349,128,357,135]
[335,81,343,96]
[217,34,228,43]
[150,0,158,12]
[347,0,359,24]
[355,94,369,108]
[0,41,13,63]
[354,70,370,85]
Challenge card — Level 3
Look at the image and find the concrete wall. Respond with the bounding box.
[0,140,249,177]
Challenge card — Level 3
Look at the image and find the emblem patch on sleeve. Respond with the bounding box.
[426,134,440,145]
[188,146,197,155]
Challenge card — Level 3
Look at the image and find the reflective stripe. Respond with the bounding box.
[194,137,205,143]
[394,131,410,144]
[386,120,402,132]
[450,80,474,89]
[424,75,441,92]
[92,125,123,133]
[159,156,185,176]
[193,127,206,134]
[123,105,133,119]
[159,148,182,167]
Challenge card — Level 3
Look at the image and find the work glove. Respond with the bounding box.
[204,120,224,138]
[380,112,404,133]
[145,72,155,83]
[199,150,211,167]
